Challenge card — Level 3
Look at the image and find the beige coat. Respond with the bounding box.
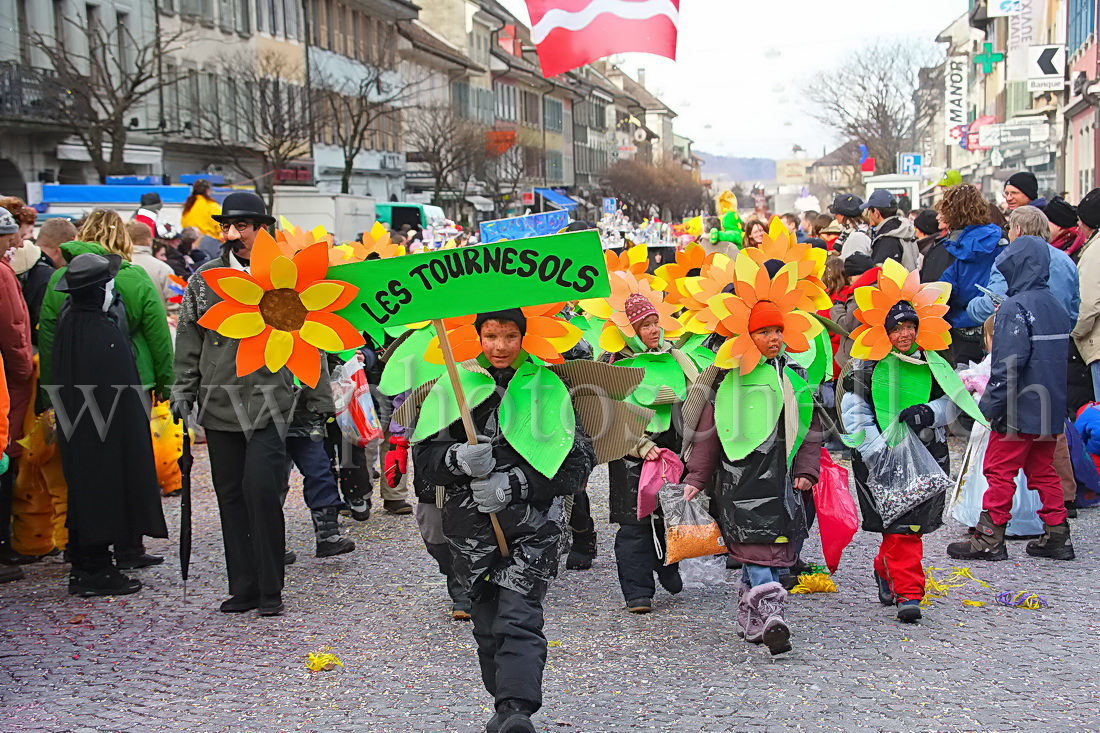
[1072,229,1100,363]
[131,246,178,313]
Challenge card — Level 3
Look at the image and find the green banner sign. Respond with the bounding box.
[330,230,610,329]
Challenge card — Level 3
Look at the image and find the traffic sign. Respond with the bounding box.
[898,153,923,177]
[1028,45,1066,92]
[602,198,617,216]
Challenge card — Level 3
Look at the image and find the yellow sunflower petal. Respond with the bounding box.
[599,324,627,354]
[219,277,265,306]
[854,285,878,314]
[218,312,266,339]
[880,258,909,290]
[300,282,346,311]
[264,329,295,372]
[578,298,613,319]
[299,319,349,352]
[269,255,298,289]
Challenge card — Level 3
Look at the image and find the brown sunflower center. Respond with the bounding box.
[259,288,308,331]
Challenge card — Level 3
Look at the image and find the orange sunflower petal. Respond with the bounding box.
[293,242,331,291]
[285,333,322,388]
[249,229,293,290]
[198,301,264,337]
[236,328,273,377]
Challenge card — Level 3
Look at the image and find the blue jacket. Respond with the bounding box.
[967,242,1080,324]
[940,223,1005,328]
[1075,404,1100,457]
[980,236,1071,435]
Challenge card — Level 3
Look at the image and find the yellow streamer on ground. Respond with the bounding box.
[306,651,344,672]
[961,600,986,607]
[922,566,991,609]
[790,573,837,594]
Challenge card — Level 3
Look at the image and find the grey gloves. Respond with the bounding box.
[470,469,527,514]
[449,437,496,477]
[471,472,512,514]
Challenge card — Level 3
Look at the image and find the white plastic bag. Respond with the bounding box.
[678,555,728,588]
[331,358,383,447]
[862,422,953,526]
[949,423,1043,536]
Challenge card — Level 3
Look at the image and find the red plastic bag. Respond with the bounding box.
[813,448,858,573]
[637,448,683,520]
[331,359,384,447]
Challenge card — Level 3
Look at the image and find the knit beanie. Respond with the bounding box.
[624,293,659,327]
[475,309,527,336]
[1005,172,1038,202]
[1046,196,1078,229]
[748,302,785,333]
[1079,188,1100,230]
[884,302,919,332]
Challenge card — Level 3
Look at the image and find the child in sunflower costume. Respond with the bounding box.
[411,307,598,733]
[585,273,695,613]
[680,256,825,656]
[839,261,984,623]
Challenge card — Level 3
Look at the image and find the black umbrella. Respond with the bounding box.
[179,427,193,600]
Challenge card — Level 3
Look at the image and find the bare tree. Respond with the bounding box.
[606,159,707,219]
[312,61,427,194]
[405,105,486,207]
[803,40,940,175]
[29,18,191,180]
[480,144,525,217]
[191,50,318,211]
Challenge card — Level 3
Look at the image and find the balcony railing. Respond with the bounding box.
[0,61,73,123]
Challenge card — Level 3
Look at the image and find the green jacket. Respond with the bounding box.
[172,253,333,432]
[39,241,175,402]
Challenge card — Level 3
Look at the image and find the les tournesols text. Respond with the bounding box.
[359,245,602,325]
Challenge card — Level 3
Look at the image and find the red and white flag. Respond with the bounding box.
[524,0,680,78]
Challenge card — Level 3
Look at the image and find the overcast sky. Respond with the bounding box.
[498,0,969,160]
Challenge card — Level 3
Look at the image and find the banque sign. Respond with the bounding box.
[331,230,610,329]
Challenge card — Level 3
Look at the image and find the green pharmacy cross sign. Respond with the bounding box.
[974,43,1004,75]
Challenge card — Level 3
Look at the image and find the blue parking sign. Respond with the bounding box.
[899,154,923,177]
[602,198,617,216]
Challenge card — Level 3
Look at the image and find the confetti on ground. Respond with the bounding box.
[790,573,837,594]
[922,566,992,608]
[306,651,344,672]
[996,591,1049,610]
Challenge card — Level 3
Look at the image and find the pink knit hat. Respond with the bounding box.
[624,293,659,327]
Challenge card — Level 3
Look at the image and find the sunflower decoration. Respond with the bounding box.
[331,221,407,266]
[423,303,583,366]
[605,244,663,288]
[578,270,681,353]
[198,228,364,387]
[277,218,334,252]
[654,242,718,305]
[703,255,825,375]
[737,220,831,311]
[674,253,737,334]
[849,259,952,361]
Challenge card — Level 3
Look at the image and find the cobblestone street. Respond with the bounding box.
[2,446,1099,733]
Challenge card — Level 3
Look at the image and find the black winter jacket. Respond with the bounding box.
[413,365,596,598]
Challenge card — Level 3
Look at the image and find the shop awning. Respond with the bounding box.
[465,195,494,212]
[534,188,577,210]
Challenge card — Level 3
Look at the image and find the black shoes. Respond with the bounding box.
[383,500,413,515]
[69,566,141,597]
[497,714,536,733]
[284,550,297,565]
[115,553,165,570]
[897,600,922,623]
[565,551,593,570]
[656,566,683,595]
[625,597,652,614]
[875,572,893,606]
[1064,501,1078,519]
[258,594,284,616]
[219,595,260,613]
[1026,521,1076,560]
[0,565,25,583]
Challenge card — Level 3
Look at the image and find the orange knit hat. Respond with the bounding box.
[748,301,785,333]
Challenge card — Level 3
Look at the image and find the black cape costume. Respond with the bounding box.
[52,272,167,547]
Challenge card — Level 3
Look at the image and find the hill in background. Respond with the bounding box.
[696,152,777,183]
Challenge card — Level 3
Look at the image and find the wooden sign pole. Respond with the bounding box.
[432,319,510,557]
